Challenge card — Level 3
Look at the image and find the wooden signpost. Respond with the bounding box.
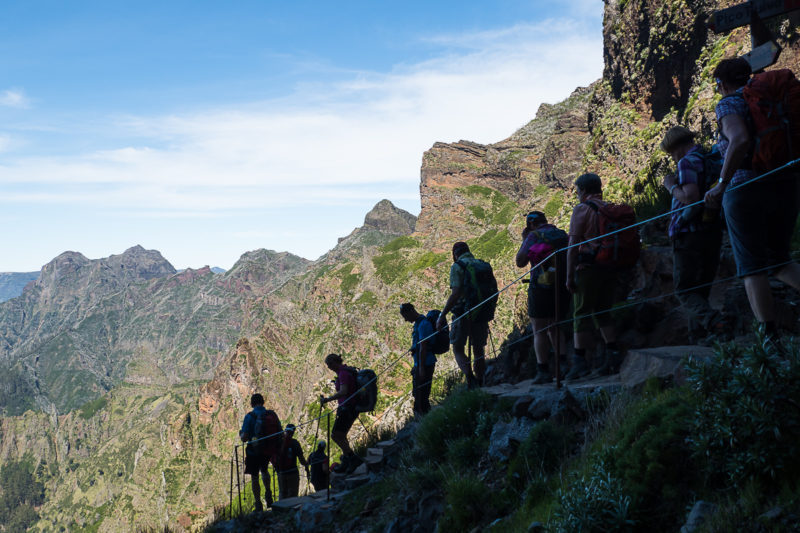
[711,0,800,33]
[710,0,800,70]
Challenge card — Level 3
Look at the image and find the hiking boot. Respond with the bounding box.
[531,369,552,384]
[466,373,478,390]
[606,349,624,374]
[564,355,590,382]
[332,455,350,474]
[345,454,364,474]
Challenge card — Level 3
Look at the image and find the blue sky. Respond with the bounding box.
[0,1,604,272]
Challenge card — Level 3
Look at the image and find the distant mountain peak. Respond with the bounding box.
[363,199,416,235]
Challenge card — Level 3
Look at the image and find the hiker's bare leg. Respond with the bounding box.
[251,475,261,504]
[744,274,775,323]
[331,430,352,456]
[261,473,272,505]
[473,344,486,382]
[452,342,473,378]
[573,330,594,351]
[532,317,554,364]
[776,262,800,292]
[599,325,616,345]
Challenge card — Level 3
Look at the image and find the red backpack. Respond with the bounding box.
[584,201,640,268]
[741,69,800,174]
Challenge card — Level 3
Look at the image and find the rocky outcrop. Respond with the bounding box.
[364,199,416,234]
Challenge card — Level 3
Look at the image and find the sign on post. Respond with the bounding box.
[711,0,800,33]
[743,40,782,71]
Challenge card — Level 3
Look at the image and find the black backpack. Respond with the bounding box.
[456,258,498,322]
[423,310,450,355]
[345,366,378,413]
[252,409,282,457]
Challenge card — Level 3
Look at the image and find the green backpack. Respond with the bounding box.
[456,258,498,322]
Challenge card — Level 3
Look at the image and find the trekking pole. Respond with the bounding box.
[229,454,234,520]
[327,411,331,502]
[234,445,242,516]
[555,251,562,390]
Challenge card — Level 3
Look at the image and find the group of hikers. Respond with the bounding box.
[238,57,800,511]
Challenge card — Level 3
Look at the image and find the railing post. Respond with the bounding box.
[229,454,234,520]
[234,445,243,516]
[327,411,331,502]
[555,251,562,390]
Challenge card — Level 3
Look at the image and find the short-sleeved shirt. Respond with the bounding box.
[240,405,268,453]
[335,367,357,407]
[668,145,704,238]
[277,437,306,472]
[449,252,480,312]
[411,316,437,367]
[715,89,754,187]
[568,193,605,257]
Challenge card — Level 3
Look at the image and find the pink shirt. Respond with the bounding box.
[336,367,356,406]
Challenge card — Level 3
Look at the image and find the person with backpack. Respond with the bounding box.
[565,173,626,380]
[320,353,364,474]
[239,393,281,511]
[660,126,725,341]
[276,424,309,500]
[400,302,441,414]
[705,57,800,348]
[307,440,329,492]
[515,211,570,384]
[435,242,497,389]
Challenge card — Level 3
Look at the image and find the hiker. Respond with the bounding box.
[308,440,330,492]
[239,393,280,511]
[436,242,496,388]
[276,424,309,500]
[705,57,800,347]
[400,302,437,414]
[565,173,623,380]
[660,126,725,341]
[515,211,570,384]
[320,353,364,474]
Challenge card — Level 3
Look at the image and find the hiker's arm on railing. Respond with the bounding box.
[438,285,463,327]
[707,114,751,207]
[565,234,579,294]
[320,382,349,405]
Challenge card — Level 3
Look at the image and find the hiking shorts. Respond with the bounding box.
[244,448,269,476]
[528,282,570,320]
[572,267,617,333]
[449,314,489,348]
[333,406,358,435]
[723,174,799,277]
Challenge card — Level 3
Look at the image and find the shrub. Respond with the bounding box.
[415,389,494,459]
[551,462,636,532]
[440,472,488,532]
[686,337,800,485]
[507,421,574,489]
[604,387,695,525]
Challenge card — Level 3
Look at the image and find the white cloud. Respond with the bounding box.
[0,89,30,109]
[0,17,602,215]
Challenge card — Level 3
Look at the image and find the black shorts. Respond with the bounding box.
[332,406,358,434]
[528,283,570,320]
[244,448,269,476]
